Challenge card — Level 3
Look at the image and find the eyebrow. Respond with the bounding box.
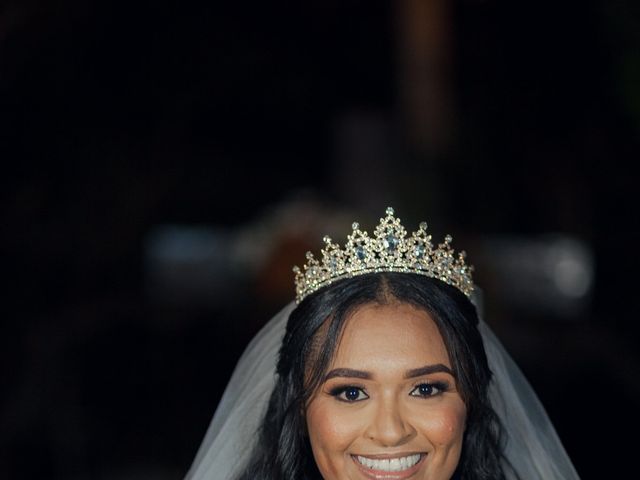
[324,368,372,381]
[404,364,454,379]
[323,363,454,382]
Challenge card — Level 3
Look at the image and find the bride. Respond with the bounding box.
[185,208,579,479]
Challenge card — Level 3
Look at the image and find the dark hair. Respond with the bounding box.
[237,273,507,480]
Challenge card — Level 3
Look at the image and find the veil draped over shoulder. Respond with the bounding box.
[185,300,579,480]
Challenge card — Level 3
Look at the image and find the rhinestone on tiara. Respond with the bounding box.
[292,207,474,303]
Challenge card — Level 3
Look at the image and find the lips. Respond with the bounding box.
[352,453,426,479]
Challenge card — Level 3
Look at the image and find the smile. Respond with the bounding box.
[354,453,424,473]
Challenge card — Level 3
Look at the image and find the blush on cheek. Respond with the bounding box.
[306,404,356,478]
[307,399,366,442]
[425,404,467,447]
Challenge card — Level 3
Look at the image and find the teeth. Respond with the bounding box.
[356,454,421,472]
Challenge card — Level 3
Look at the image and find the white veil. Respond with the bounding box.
[185,301,579,480]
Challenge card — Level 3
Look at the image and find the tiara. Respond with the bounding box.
[293,207,474,303]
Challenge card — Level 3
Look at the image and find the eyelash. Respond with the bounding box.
[409,381,449,398]
[329,385,369,402]
[328,381,450,403]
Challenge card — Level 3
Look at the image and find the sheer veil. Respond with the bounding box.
[185,303,294,480]
[185,299,579,480]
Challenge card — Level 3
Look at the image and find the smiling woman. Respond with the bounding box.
[306,302,468,480]
[240,272,504,480]
[184,209,579,480]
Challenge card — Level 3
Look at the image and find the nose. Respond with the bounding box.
[364,396,415,446]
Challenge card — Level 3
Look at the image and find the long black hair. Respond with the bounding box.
[237,273,507,479]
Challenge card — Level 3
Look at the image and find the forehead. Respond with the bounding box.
[330,302,451,369]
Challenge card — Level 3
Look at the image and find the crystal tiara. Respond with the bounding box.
[293,207,474,303]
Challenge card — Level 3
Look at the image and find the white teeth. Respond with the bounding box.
[356,454,421,472]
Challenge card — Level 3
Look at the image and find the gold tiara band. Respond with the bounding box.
[293,207,474,303]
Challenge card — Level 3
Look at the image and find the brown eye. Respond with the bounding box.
[409,382,448,398]
[344,387,362,401]
[329,386,369,402]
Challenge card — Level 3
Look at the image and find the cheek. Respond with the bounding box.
[419,400,467,448]
[306,400,360,453]
[306,399,365,479]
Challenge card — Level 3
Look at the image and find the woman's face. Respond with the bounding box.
[306,302,466,480]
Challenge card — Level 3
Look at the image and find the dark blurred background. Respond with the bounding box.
[1,1,639,479]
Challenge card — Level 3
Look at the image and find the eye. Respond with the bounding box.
[329,386,369,402]
[409,382,448,398]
